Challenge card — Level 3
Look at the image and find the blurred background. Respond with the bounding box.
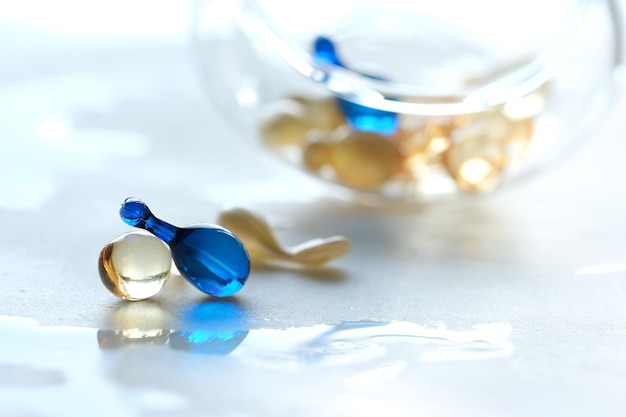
[1,1,626,417]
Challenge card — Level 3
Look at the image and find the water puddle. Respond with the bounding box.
[94,320,512,365]
[0,313,512,416]
[1,312,511,367]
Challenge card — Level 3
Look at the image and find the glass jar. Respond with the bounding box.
[191,0,623,202]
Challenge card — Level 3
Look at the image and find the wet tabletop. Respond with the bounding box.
[1,6,626,417]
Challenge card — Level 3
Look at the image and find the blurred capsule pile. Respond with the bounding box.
[256,86,546,196]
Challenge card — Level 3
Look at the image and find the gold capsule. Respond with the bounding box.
[257,100,310,147]
[398,124,451,153]
[456,108,535,156]
[507,117,533,141]
[453,110,511,141]
[289,95,345,131]
[455,107,534,145]
[98,231,171,301]
[505,117,535,158]
[399,123,452,179]
[303,138,333,171]
[217,207,350,268]
[444,134,507,193]
[330,130,401,190]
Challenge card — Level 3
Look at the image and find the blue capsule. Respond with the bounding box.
[312,36,398,135]
[120,198,250,297]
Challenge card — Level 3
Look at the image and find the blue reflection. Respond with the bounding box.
[313,35,398,135]
[180,301,248,328]
[169,330,249,355]
[170,301,250,355]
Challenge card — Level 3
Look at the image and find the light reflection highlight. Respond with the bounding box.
[0,76,149,211]
[234,320,513,367]
[575,262,625,276]
[1,315,513,369]
[97,317,513,362]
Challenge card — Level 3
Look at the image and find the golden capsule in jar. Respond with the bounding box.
[257,100,310,147]
[329,130,401,190]
[444,134,507,193]
[398,124,451,154]
[400,124,452,178]
[454,110,512,142]
[289,95,345,131]
[303,138,333,171]
[98,231,172,301]
[455,109,534,145]
[506,117,534,155]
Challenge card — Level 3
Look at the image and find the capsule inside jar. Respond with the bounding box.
[257,83,546,196]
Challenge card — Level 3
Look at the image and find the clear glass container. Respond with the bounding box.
[191,0,623,202]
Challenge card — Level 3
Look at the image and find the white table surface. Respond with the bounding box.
[1,3,626,416]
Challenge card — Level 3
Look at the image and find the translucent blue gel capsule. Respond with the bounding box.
[313,36,345,67]
[313,35,398,136]
[120,198,250,297]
